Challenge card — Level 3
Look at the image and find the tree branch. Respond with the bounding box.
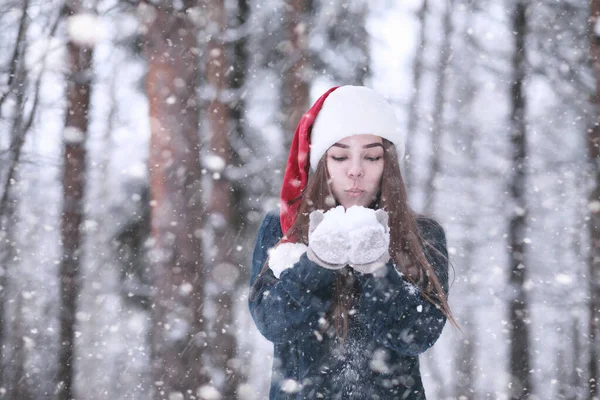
[0,6,63,224]
[0,0,30,119]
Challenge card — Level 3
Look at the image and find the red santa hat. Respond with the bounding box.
[280,85,405,237]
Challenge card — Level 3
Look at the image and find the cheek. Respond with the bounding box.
[369,163,384,180]
[366,165,384,191]
[326,160,344,183]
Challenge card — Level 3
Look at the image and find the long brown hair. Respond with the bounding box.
[256,139,456,340]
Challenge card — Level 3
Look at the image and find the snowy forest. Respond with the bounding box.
[0,0,598,399]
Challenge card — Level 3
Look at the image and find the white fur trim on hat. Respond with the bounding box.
[309,86,405,170]
[268,242,308,279]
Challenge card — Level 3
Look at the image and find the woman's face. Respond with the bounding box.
[325,134,384,209]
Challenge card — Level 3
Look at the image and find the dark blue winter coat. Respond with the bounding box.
[248,210,449,400]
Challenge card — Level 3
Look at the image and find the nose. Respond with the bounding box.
[347,161,364,179]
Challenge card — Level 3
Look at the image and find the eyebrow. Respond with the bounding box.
[331,142,384,149]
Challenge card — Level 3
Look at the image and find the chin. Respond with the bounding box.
[344,194,379,209]
[341,198,369,209]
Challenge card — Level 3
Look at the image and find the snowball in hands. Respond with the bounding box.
[307,205,350,269]
[307,205,390,272]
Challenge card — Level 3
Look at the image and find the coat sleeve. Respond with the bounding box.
[248,211,338,344]
[353,218,449,356]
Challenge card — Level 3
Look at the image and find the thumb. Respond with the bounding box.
[375,209,389,230]
[309,210,324,235]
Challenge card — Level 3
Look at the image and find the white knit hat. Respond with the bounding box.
[309,85,405,170]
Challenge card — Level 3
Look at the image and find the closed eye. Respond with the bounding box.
[366,156,382,162]
[331,156,347,162]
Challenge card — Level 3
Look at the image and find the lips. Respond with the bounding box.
[346,189,364,197]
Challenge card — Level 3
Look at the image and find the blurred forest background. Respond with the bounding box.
[0,0,599,399]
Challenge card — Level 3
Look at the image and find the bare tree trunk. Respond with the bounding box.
[588,2,600,399]
[571,317,582,400]
[423,0,454,216]
[0,0,30,222]
[0,134,21,399]
[557,317,581,400]
[228,0,250,218]
[452,4,478,397]
[352,2,370,86]
[4,61,33,400]
[230,0,249,171]
[453,141,477,399]
[0,3,29,392]
[57,2,93,399]
[405,0,428,192]
[11,291,33,400]
[454,127,477,399]
[142,2,209,398]
[0,2,54,395]
[454,123,477,400]
[507,2,532,399]
[454,309,476,399]
[229,0,256,388]
[203,0,243,397]
[419,5,457,397]
[0,193,15,395]
[281,0,310,150]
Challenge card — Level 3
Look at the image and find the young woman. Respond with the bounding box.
[249,85,454,399]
